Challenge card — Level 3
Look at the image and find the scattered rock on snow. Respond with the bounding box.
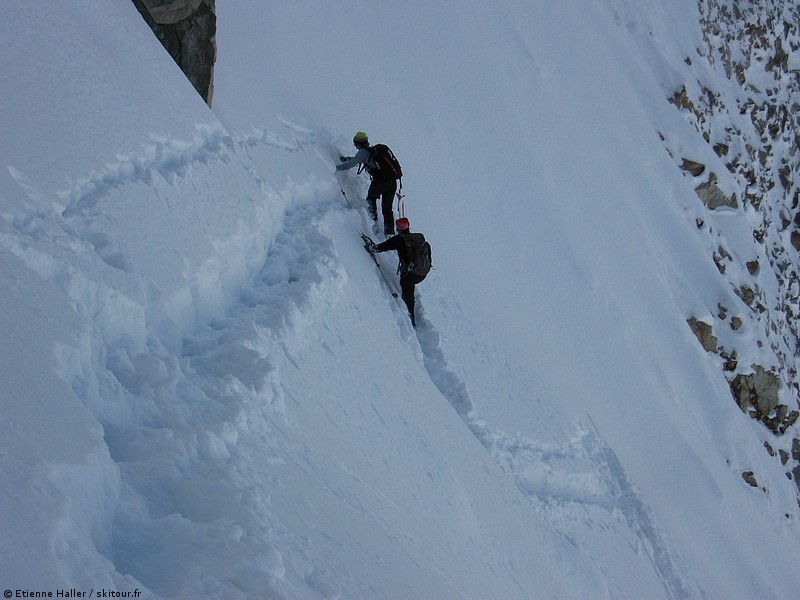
[695,173,738,210]
[742,471,758,487]
[687,317,718,353]
[729,365,780,416]
[680,158,706,177]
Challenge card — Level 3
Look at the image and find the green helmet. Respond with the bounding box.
[353,131,369,144]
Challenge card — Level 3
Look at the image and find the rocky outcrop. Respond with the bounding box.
[694,172,738,210]
[675,156,740,210]
[132,0,216,105]
[671,2,800,504]
[137,0,204,24]
[687,317,718,352]
[687,310,800,499]
[729,365,780,417]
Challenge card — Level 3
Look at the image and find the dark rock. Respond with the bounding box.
[695,173,738,209]
[132,0,216,105]
[687,317,718,353]
[735,285,756,306]
[681,158,706,177]
[791,230,800,252]
[729,365,781,416]
[742,471,758,487]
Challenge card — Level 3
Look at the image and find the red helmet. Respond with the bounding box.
[396,217,410,232]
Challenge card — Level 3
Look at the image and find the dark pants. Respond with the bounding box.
[400,273,425,326]
[367,178,397,233]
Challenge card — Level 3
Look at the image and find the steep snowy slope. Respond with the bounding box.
[2,0,800,598]
[214,0,800,595]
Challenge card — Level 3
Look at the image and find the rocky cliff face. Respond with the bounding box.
[671,0,800,503]
[132,0,216,105]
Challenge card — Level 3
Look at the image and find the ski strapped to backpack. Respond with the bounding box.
[400,232,432,278]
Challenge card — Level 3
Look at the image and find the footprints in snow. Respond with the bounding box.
[101,199,343,597]
[417,316,619,507]
[15,125,303,274]
[413,314,692,599]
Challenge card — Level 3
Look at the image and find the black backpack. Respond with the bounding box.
[369,144,403,182]
[401,232,432,279]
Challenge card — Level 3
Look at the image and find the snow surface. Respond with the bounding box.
[2,0,799,598]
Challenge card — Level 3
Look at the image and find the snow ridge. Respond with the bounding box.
[60,125,233,217]
[104,134,355,597]
[107,192,345,597]
[5,122,346,596]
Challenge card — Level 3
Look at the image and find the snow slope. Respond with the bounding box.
[2,0,799,598]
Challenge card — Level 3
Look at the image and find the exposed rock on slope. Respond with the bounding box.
[673,0,800,502]
[132,0,216,105]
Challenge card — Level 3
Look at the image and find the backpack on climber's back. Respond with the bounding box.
[369,144,403,182]
[401,232,432,279]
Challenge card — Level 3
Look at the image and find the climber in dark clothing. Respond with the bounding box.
[366,178,398,235]
[337,131,399,235]
[370,217,429,327]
